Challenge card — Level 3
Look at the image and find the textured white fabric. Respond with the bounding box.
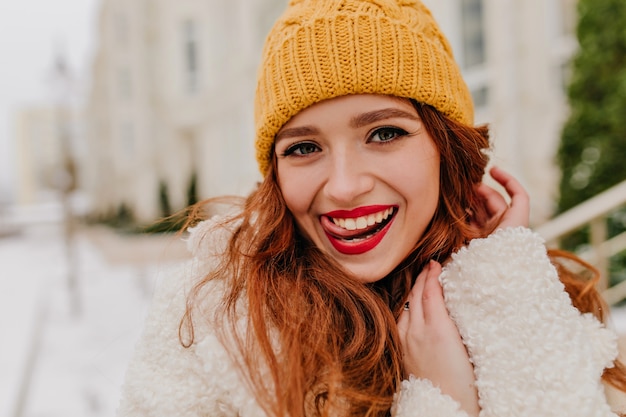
[440,227,618,417]
[117,222,620,416]
[392,377,469,417]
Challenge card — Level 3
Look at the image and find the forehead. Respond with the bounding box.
[278,94,416,129]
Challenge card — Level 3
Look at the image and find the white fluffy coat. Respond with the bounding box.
[117,218,623,416]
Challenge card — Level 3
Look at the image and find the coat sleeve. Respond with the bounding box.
[392,376,469,417]
[115,261,216,416]
[116,261,268,417]
[439,226,619,417]
[116,216,267,417]
[116,258,259,417]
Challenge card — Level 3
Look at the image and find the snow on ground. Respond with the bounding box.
[0,220,188,417]
[2,215,626,417]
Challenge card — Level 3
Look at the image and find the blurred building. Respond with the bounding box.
[13,52,84,210]
[14,105,79,205]
[424,0,577,224]
[85,0,577,225]
[84,0,284,223]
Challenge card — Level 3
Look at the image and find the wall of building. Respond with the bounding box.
[425,0,577,225]
[84,0,578,226]
[14,106,77,205]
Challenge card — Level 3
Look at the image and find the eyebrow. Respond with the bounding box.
[275,125,320,142]
[275,107,420,142]
[350,108,420,128]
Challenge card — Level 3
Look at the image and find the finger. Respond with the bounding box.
[408,262,429,319]
[397,295,410,331]
[420,261,449,323]
[474,183,508,218]
[488,166,530,228]
[489,166,529,213]
[397,262,431,332]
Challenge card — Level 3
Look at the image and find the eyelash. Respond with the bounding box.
[281,126,410,157]
[368,126,409,143]
[282,142,320,157]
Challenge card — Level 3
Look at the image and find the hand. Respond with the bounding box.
[397,261,479,417]
[470,166,530,232]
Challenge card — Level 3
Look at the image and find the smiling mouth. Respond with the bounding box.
[328,207,394,240]
[330,207,394,232]
[322,207,396,254]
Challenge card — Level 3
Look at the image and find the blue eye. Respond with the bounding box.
[283,142,321,156]
[369,127,408,143]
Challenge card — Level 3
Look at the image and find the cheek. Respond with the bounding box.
[396,152,441,231]
[277,167,312,219]
[416,163,440,212]
[278,179,320,243]
[396,149,440,198]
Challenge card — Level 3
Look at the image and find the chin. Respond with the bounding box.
[344,265,392,284]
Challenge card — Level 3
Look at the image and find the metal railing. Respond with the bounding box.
[535,180,626,305]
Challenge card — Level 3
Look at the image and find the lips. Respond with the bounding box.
[321,206,396,255]
[330,207,394,231]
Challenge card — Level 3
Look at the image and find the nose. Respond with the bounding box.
[323,149,375,205]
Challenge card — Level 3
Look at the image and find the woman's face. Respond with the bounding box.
[275,94,440,283]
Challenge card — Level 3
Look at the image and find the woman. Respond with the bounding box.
[117,0,626,416]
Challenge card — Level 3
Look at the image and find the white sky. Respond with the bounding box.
[0,0,100,203]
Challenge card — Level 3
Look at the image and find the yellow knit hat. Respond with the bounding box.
[254,0,474,175]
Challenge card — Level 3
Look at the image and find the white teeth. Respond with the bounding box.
[330,208,393,231]
[344,218,357,230]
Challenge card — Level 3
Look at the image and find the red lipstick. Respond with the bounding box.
[321,205,396,255]
[324,205,393,219]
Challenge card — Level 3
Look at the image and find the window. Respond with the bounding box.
[551,0,578,94]
[258,0,284,47]
[114,12,129,46]
[559,0,577,37]
[471,85,489,108]
[460,0,486,69]
[182,19,200,94]
[118,67,132,100]
[120,121,135,157]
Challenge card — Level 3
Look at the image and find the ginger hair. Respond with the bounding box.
[180,102,626,416]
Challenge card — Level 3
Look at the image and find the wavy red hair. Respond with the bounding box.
[180,102,626,417]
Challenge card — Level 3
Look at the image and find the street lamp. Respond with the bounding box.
[49,51,81,317]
